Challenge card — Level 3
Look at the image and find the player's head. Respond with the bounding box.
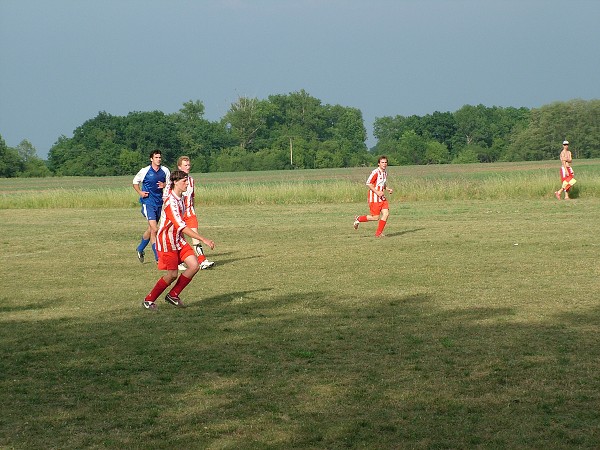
[177,156,191,173]
[563,140,569,147]
[149,150,162,167]
[170,170,189,190]
[378,155,388,166]
[170,169,188,183]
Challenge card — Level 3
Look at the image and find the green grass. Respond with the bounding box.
[2,162,600,448]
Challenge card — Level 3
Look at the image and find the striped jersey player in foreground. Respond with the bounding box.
[143,170,215,310]
[353,155,394,237]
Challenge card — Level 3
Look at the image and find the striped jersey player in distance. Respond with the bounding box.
[169,156,214,271]
[353,155,394,237]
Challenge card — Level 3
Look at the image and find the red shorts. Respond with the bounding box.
[157,243,195,271]
[184,215,198,229]
[369,199,389,216]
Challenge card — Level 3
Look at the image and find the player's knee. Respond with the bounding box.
[163,272,177,284]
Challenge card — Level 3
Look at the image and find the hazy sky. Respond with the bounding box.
[1,0,599,158]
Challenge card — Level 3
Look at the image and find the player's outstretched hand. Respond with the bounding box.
[202,238,215,250]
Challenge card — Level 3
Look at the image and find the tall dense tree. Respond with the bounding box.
[0,135,22,177]
[505,99,600,160]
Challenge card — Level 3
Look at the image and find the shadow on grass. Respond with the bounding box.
[0,298,58,313]
[384,227,426,238]
[2,291,600,448]
[208,254,265,267]
[357,227,425,239]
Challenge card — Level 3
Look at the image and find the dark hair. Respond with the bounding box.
[378,155,388,163]
[170,169,188,183]
[149,149,162,158]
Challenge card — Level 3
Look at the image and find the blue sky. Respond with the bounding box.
[1,0,599,158]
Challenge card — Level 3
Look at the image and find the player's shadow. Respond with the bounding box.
[211,254,264,267]
[381,227,425,238]
[188,288,274,307]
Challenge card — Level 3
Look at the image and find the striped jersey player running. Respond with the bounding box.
[353,155,394,237]
[166,156,215,270]
[143,170,215,310]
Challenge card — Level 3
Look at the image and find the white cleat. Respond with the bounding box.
[353,216,360,230]
[178,263,187,271]
[199,259,215,270]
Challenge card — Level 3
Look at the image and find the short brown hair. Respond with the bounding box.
[170,170,188,183]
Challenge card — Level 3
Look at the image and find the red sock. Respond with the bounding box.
[358,216,368,223]
[375,219,387,236]
[198,254,206,264]
[169,274,192,298]
[145,277,169,302]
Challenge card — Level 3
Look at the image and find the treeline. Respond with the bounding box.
[46,90,371,176]
[1,94,599,177]
[373,99,600,165]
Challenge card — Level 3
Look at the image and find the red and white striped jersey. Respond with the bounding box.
[156,192,187,252]
[366,168,387,203]
[164,175,197,219]
[182,175,196,219]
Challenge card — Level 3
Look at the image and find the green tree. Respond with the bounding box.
[424,141,450,164]
[16,140,52,177]
[223,96,267,151]
[452,146,479,164]
[507,100,600,161]
[0,135,22,177]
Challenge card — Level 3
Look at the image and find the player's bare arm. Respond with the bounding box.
[133,183,149,198]
[182,227,215,250]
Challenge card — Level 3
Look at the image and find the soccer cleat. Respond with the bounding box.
[165,293,186,308]
[137,249,145,263]
[178,263,187,271]
[142,300,158,311]
[353,216,360,230]
[199,259,215,270]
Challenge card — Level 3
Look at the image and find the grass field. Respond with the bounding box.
[2,161,600,448]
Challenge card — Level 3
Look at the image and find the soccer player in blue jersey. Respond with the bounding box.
[132,150,171,263]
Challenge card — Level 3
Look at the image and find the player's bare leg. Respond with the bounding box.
[375,209,389,237]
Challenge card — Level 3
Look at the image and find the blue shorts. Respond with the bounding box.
[141,203,162,222]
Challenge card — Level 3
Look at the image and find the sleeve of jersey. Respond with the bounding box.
[165,196,187,231]
[366,171,377,186]
[162,167,171,200]
[133,166,149,185]
[184,186,193,211]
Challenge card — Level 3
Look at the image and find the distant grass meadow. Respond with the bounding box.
[2,160,600,448]
[2,159,600,209]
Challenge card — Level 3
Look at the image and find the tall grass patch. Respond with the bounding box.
[2,160,600,209]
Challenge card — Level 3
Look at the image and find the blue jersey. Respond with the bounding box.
[132,165,171,207]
